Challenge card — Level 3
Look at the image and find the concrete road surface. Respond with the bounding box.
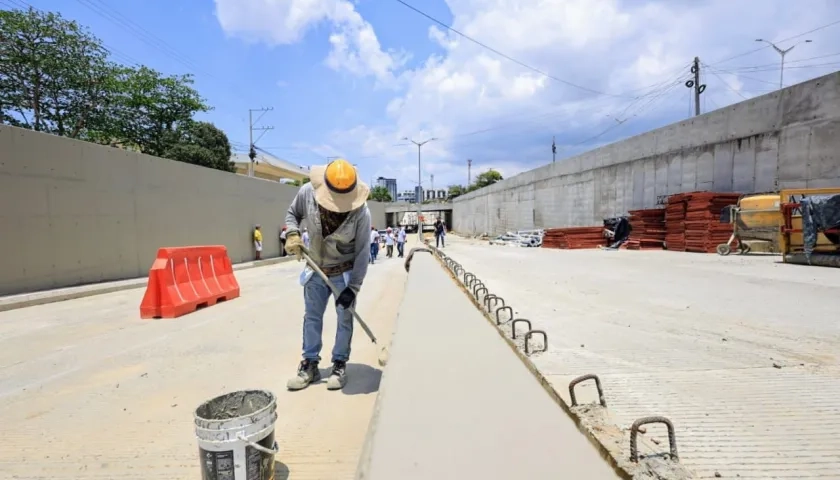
[443,236,840,479]
[0,251,406,479]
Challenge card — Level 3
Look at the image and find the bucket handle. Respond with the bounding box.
[236,432,279,455]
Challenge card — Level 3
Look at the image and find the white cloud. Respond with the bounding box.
[214,0,407,85]
[217,0,840,190]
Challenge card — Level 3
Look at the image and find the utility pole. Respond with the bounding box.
[467,158,472,186]
[756,38,812,89]
[692,57,701,117]
[248,107,274,177]
[431,174,434,193]
[402,136,437,241]
[552,136,556,163]
[685,58,706,117]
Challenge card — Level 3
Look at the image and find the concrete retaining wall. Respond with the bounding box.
[453,72,840,235]
[0,125,386,295]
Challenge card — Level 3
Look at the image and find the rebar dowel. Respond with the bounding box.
[568,374,607,408]
[464,272,475,286]
[484,294,504,310]
[511,318,532,339]
[496,306,513,325]
[629,416,679,463]
[472,281,484,295]
[524,330,547,355]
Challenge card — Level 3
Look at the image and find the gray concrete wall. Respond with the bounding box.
[0,125,386,295]
[453,72,840,235]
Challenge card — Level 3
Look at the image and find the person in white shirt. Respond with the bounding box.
[369,226,380,263]
[385,228,395,257]
[396,227,406,258]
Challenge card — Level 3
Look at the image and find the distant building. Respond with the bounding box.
[375,177,398,202]
[436,189,447,200]
[397,190,416,203]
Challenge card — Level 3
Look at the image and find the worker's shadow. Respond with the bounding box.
[274,461,290,480]
[329,363,381,395]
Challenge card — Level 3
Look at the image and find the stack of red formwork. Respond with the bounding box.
[625,208,666,250]
[665,193,689,251]
[542,227,606,249]
[684,192,741,253]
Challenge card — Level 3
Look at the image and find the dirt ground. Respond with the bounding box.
[443,235,840,479]
[0,251,407,479]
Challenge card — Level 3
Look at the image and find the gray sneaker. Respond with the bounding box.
[326,361,347,390]
[287,359,320,390]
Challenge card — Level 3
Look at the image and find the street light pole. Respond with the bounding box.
[403,136,437,242]
[755,38,812,89]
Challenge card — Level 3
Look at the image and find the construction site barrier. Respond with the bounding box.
[140,245,240,319]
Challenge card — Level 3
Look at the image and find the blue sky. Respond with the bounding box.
[20,0,840,192]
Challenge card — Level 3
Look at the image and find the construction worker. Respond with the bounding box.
[283,159,371,391]
[253,224,263,260]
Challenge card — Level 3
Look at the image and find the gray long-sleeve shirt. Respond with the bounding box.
[285,183,371,292]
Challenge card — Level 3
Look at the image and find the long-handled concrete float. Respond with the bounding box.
[300,248,388,366]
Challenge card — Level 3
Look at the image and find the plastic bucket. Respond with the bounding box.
[194,390,279,480]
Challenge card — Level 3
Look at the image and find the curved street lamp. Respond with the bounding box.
[402,137,437,241]
[755,38,812,89]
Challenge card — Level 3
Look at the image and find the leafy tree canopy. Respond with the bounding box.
[0,7,228,171]
[369,185,393,202]
[163,121,233,172]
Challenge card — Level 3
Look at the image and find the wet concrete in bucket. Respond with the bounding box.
[196,390,273,421]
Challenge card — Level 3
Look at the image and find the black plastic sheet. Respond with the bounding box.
[801,194,840,260]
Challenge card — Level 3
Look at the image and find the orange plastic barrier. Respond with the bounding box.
[140,245,240,319]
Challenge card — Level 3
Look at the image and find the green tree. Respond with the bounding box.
[474,169,503,188]
[291,177,311,187]
[105,65,209,156]
[368,185,393,202]
[162,121,234,172]
[0,8,115,137]
[448,184,467,198]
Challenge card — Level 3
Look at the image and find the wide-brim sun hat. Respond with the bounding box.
[309,159,370,213]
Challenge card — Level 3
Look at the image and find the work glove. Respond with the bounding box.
[335,287,356,309]
[285,232,304,260]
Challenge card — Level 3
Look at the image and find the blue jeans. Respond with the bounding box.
[370,242,379,261]
[302,273,353,363]
[397,242,404,257]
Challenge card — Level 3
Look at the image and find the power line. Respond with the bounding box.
[703,63,748,100]
[391,0,632,98]
[710,18,840,66]
[4,0,147,65]
[70,0,256,106]
[725,51,840,71]
[449,75,685,154]
[438,65,687,140]
[723,61,840,73]
[441,67,691,145]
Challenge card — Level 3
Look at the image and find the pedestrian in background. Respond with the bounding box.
[385,228,395,257]
[370,226,380,263]
[434,218,446,248]
[397,226,406,258]
[279,226,287,257]
[254,224,263,260]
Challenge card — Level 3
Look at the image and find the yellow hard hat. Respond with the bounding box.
[324,158,357,193]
